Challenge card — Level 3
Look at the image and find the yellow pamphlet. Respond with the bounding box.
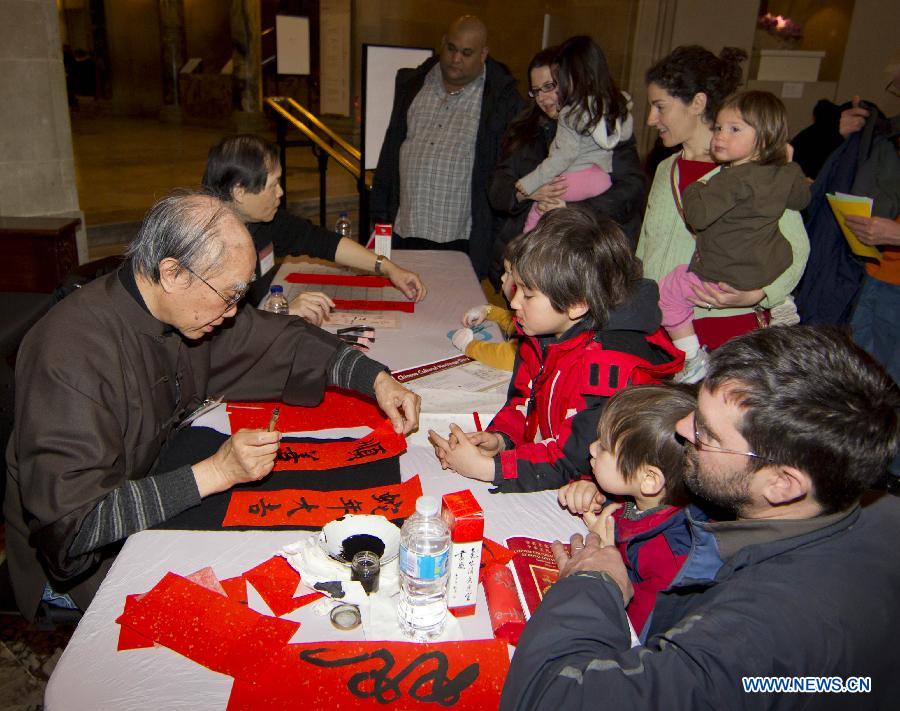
[826,192,881,261]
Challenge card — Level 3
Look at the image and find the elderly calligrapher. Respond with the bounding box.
[4,191,420,621]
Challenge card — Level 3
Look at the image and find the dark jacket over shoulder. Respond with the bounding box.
[370,56,523,278]
[501,496,900,710]
[4,271,347,619]
[488,122,647,284]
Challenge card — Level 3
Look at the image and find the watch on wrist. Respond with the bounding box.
[374,254,386,275]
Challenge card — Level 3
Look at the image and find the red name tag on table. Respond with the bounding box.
[222,475,423,528]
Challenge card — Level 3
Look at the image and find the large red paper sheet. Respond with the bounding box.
[222,475,423,528]
[116,573,300,679]
[226,388,385,433]
[332,298,415,313]
[227,639,510,710]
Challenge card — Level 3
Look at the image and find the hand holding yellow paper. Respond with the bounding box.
[826,192,881,261]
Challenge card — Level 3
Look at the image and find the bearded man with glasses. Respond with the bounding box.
[503,326,900,710]
[5,191,420,623]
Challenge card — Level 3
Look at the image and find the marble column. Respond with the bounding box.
[158,0,187,122]
[0,0,86,262]
[230,0,266,130]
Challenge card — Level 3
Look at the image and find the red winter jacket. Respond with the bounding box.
[488,280,683,492]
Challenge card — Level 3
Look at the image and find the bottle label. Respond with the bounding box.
[399,545,449,581]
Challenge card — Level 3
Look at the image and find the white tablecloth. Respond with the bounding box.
[44,448,586,710]
[45,250,562,710]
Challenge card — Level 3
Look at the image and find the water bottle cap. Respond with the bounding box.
[270,285,283,294]
[339,211,348,218]
[415,496,439,517]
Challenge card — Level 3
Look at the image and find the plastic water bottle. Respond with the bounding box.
[263,285,289,314]
[334,211,352,239]
[398,496,451,641]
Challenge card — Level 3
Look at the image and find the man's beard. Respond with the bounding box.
[682,445,755,515]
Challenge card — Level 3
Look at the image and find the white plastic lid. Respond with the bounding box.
[270,285,283,293]
[415,496,439,517]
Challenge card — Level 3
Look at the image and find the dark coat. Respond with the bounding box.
[4,270,345,619]
[487,121,647,285]
[501,496,900,710]
[370,55,523,279]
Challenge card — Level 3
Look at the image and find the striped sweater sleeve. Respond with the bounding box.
[69,465,201,557]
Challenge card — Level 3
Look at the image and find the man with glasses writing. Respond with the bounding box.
[502,326,900,709]
[4,191,420,622]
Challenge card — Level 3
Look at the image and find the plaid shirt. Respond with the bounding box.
[394,63,485,243]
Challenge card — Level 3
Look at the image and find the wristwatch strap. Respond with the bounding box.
[374,254,385,275]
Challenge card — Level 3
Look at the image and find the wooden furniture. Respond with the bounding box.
[0,216,81,293]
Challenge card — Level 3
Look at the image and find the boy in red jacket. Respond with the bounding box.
[429,208,683,491]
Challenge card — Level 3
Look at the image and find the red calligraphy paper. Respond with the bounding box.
[117,594,154,651]
[222,475,423,528]
[227,639,510,710]
[482,564,526,646]
[242,556,322,616]
[270,420,406,471]
[479,538,514,581]
[226,388,386,433]
[285,273,393,289]
[116,572,300,679]
[333,298,415,313]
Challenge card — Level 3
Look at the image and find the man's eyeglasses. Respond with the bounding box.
[693,425,774,462]
[183,264,251,310]
[528,80,558,99]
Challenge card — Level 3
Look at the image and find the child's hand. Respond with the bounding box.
[584,502,622,548]
[558,480,606,515]
[427,424,496,482]
[463,304,490,327]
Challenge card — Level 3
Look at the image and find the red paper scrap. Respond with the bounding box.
[117,594,155,651]
[482,564,526,646]
[479,538,514,581]
[269,420,406,472]
[285,273,393,289]
[227,639,510,710]
[333,298,415,313]
[220,576,249,605]
[226,388,386,433]
[186,565,228,596]
[243,555,321,616]
[222,474,423,528]
[116,572,300,679]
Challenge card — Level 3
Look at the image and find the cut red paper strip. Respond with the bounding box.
[186,565,227,596]
[226,387,385,433]
[243,555,322,616]
[222,474,423,528]
[333,298,415,313]
[227,639,510,710]
[284,273,393,289]
[117,594,155,651]
[116,572,300,679]
[270,420,406,472]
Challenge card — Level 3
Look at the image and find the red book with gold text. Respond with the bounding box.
[505,536,569,618]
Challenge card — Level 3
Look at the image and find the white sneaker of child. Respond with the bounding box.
[674,347,710,384]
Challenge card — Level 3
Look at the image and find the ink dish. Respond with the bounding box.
[319,514,401,565]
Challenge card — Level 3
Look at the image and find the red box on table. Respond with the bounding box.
[441,490,484,617]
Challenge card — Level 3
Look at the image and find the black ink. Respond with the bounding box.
[328,498,363,515]
[313,581,345,598]
[298,647,479,706]
[287,497,320,516]
[277,446,320,464]
[370,492,403,516]
[339,533,385,561]
[346,438,387,462]
[248,498,281,517]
